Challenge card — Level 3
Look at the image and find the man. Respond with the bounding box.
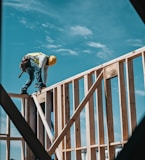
[19,52,56,94]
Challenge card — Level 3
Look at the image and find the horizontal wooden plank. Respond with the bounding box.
[35,91,46,103]
[104,62,118,79]
[8,93,30,98]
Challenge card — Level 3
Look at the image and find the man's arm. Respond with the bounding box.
[43,66,48,85]
[39,54,48,68]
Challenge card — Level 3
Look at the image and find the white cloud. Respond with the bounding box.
[88,41,113,60]
[45,44,61,49]
[127,39,145,47]
[55,48,78,56]
[82,49,92,54]
[136,90,145,96]
[97,51,110,60]
[42,23,63,32]
[3,0,58,18]
[88,42,105,48]
[70,25,92,37]
[19,17,35,29]
[46,36,55,43]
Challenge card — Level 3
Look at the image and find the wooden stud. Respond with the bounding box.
[142,51,145,88]
[73,79,82,160]
[104,77,115,160]
[32,94,61,160]
[45,91,53,150]
[95,69,105,160]
[126,58,137,134]
[118,62,129,141]
[49,70,103,154]
[63,83,71,160]
[84,73,96,160]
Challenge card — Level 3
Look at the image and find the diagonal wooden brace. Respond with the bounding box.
[48,70,103,154]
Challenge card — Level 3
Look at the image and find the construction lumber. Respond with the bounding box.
[48,70,103,154]
[32,94,62,160]
[0,84,51,160]
[35,91,46,103]
[8,93,30,98]
[104,62,118,79]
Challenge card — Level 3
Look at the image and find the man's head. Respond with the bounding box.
[48,55,57,66]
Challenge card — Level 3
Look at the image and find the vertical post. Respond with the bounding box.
[45,90,53,150]
[26,98,36,160]
[53,87,58,160]
[118,62,129,142]
[104,77,115,160]
[37,103,45,146]
[57,85,63,159]
[126,58,136,134]
[95,70,105,160]
[73,79,82,160]
[6,116,10,160]
[63,83,71,160]
[142,51,145,88]
[84,73,96,160]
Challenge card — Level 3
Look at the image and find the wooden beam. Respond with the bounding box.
[84,73,96,160]
[95,69,106,160]
[118,62,129,141]
[8,93,30,98]
[0,84,51,160]
[39,46,145,94]
[104,62,118,79]
[126,59,137,133]
[32,93,62,160]
[48,70,103,154]
[73,79,82,160]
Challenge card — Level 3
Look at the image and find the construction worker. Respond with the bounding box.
[19,52,56,94]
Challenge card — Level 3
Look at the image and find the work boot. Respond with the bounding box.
[35,83,46,89]
[21,89,28,94]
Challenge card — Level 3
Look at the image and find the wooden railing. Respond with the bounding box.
[0,46,145,160]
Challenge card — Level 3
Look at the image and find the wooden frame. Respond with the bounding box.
[1,46,145,160]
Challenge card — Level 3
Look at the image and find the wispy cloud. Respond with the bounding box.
[70,25,92,37]
[88,42,105,48]
[55,48,78,56]
[82,49,92,54]
[88,42,113,60]
[136,90,145,96]
[41,23,64,32]
[19,17,35,29]
[3,0,58,18]
[127,39,145,47]
[44,44,62,49]
[46,36,55,43]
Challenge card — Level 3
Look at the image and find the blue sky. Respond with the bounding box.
[1,0,145,94]
[1,0,145,160]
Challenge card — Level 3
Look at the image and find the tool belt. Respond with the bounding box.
[19,57,31,72]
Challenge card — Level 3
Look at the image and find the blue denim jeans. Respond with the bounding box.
[21,59,45,92]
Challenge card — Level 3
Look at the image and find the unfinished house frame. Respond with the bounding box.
[0,46,145,160]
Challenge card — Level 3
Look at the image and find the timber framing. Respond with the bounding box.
[0,46,145,160]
